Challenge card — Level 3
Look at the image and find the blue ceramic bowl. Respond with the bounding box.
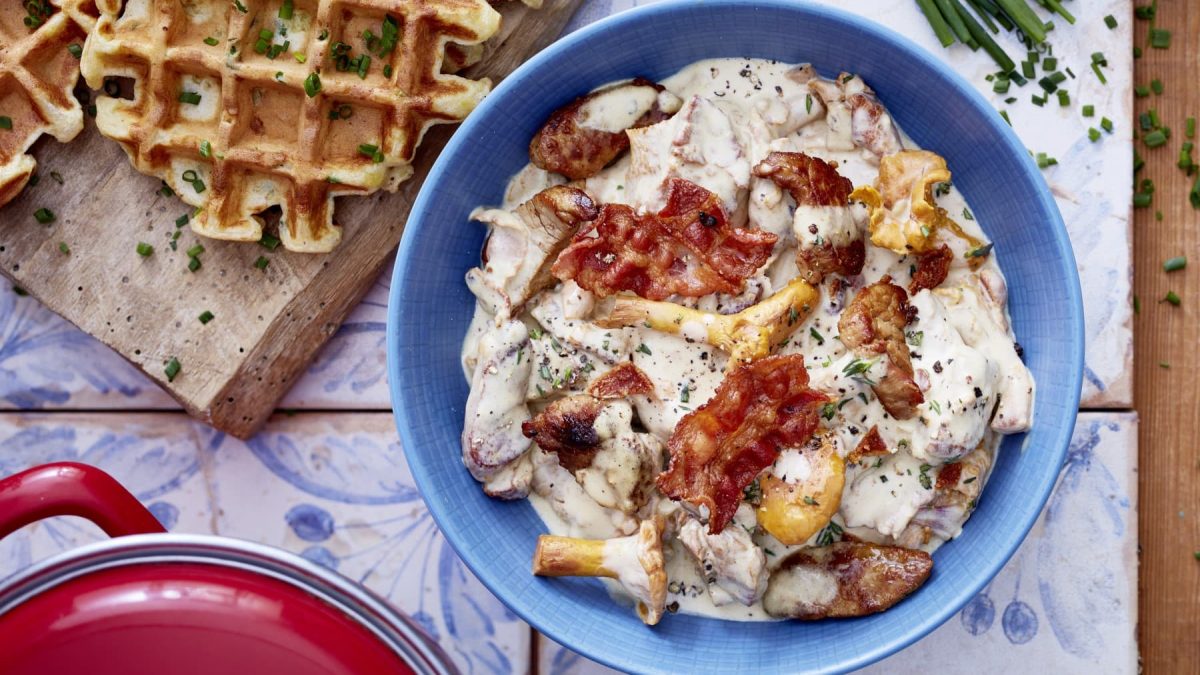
[388,2,1083,672]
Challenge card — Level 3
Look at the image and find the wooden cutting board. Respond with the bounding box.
[0,1,582,438]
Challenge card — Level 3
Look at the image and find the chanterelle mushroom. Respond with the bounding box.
[532,520,667,625]
[596,276,819,368]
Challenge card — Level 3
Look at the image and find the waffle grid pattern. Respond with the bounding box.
[0,0,96,206]
[81,0,499,251]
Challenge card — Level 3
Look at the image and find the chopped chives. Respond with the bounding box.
[293,52,306,63]
[1134,46,1143,59]
[1082,104,1095,117]
[1164,256,1187,272]
[188,256,201,272]
[1037,76,1057,93]
[186,244,205,258]
[1134,4,1155,19]
[1145,130,1168,148]
[164,357,181,382]
[1133,192,1151,208]
[203,36,219,46]
[179,91,201,105]
[279,0,293,19]
[1188,118,1196,139]
[58,242,69,255]
[67,43,82,58]
[383,64,393,78]
[199,140,212,158]
[1135,85,1150,98]
[1164,291,1181,306]
[1036,152,1057,169]
[1160,361,1170,369]
[1031,94,1046,107]
[254,255,269,270]
[1042,57,1058,71]
[199,310,215,324]
[1057,90,1070,106]
[259,232,281,250]
[304,72,321,97]
[33,207,54,223]
[1000,110,1011,126]
[993,79,1010,94]
[1091,62,1107,84]
[1088,127,1101,142]
[1022,60,1036,79]
[136,242,154,257]
[176,213,189,227]
[1151,79,1164,95]
[1104,14,1117,29]
[1191,174,1200,207]
[0,116,11,130]
[1150,29,1171,49]
[191,178,206,193]
[358,143,378,157]
[1156,210,1163,221]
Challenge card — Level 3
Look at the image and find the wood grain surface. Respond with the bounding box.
[0,0,582,438]
[1133,2,1200,670]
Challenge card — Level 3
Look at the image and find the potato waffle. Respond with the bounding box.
[81,0,501,251]
[0,0,96,207]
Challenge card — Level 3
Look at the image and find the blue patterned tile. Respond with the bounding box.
[0,412,530,675]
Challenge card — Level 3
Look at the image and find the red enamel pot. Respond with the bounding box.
[0,462,457,675]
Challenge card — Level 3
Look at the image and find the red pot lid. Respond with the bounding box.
[0,562,415,675]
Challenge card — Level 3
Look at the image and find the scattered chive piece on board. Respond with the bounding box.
[1164,291,1181,306]
[1164,256,1187,272]
[164,357,181,382]
[136,242,153,257]
[199,310,215,324]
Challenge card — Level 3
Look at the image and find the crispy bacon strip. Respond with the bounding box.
[846,426,889,464]
[529,78,673,180]
[587,362,655,400]
[521,396,603,472]
[656,354,828,534]
[838,278,924,420]
[909,244,953,294]
[552,178,778,300]
[754,152,864,284]
[935,461,963,490]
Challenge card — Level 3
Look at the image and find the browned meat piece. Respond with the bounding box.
[587,362,656,400]
[909,244,953,294]
[529,78,674,180]
[470,186,598,316]
[753,151,864,284]
[837,278,924,420]
[763,542,932,619]
[521,396,604,471]
[753,151,853,206]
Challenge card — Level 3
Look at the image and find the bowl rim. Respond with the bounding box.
[387,1,1084,672]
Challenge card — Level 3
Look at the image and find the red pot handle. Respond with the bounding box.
[0,462,166,540]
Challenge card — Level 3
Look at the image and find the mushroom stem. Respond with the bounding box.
[531,520,667,625]
[533,536,612,577]
[597,277,819,368]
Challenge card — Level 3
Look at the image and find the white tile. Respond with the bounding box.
[536,412,1139,673]
[0,412,531,675]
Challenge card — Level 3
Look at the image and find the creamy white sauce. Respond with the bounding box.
[462,58,1035,622]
